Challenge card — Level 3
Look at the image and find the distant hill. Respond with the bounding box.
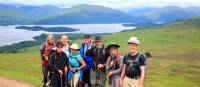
[1,4,200,25]
[18,4,62,19]
[0,4,151,25]
[35,4,150,24]
[129,6,200,22]
[0,4,62,25]
[0,4,31,25]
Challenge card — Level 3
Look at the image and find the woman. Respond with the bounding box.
[48,41,68,87]
[106,43,123,87]
[68,43,86,87]
[60,35,70,57]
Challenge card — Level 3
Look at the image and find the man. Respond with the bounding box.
[120,37,145,87]
[40,34,55,87]
[91,36,108,87]
[48,41,68,87]
[80,34,94,87]
[106,43,123,87]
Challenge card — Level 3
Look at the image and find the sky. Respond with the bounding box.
[0,0,200,10]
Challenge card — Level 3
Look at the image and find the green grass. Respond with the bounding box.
[0,20,200,87]
[0,52,42,86]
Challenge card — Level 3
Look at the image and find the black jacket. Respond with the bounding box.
[91,45,109,71]
[48,51,68,73]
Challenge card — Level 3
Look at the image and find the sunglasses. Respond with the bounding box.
[57,46,62,48]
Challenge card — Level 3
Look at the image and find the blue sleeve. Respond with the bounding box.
[79,44,84,57]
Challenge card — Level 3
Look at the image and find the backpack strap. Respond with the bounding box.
[125,53,141,64]
[124,53,130,63]
[136,53,142,65]
[93,45,105,55]
[40,42,47,54]
[93,46,96,54]
[102,45,105,55]
[50,51,57,60]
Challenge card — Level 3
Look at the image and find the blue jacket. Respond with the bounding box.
[79,43,93,69]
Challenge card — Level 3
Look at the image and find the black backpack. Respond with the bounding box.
[124,53,144,78]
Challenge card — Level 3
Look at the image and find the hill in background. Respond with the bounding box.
[1,4,200,25]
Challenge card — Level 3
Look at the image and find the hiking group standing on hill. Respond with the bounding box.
[40,34,150,87]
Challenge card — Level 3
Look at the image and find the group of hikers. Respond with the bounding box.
[40,34,150,87]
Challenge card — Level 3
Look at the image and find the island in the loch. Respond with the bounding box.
[15,26,79,32]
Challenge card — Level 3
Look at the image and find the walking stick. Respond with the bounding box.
[95,68,101,87]
[106,74,110,87]
[60,75,63,87]
[65,71,68,87]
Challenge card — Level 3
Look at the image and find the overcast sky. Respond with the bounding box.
[1,0,200,10]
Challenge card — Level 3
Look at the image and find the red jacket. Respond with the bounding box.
[40,42,55,66]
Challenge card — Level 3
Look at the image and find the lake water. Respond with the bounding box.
[0,24,136,46]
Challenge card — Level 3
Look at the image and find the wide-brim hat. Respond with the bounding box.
[127,37,140,45]
[70,43,79,50]
[106,43,120,50]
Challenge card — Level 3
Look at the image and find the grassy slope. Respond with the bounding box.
[0,20,200,87]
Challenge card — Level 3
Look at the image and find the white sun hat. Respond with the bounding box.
[127,37,140,45]
[70,43,79,50]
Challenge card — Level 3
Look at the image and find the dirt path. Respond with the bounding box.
[0,77,35,87]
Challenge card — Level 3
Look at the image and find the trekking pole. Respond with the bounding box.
[60,75,63,87]
[95,68,99,87]
[65,71,68,87]
[96,68,102,87]
[105,74,109,87]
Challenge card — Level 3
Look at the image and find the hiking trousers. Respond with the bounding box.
[82,69,92,87]
[68,71,81,87]
[122,76,139,87]
[42,65,49,87]
[50,73,65,87]
[109,75,120,87]
[92,69,106,87]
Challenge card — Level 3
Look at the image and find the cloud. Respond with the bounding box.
[0,0,200,10]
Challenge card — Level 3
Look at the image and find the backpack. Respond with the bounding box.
[124,53,147,78]
[40,42,47,54]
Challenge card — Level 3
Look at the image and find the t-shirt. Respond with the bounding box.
[123,53,145,66]
[123,53,145,77]
[62,45,70,57]
[69,52,83,68]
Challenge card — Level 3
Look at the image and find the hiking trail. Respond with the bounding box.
[0,77,35,87]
